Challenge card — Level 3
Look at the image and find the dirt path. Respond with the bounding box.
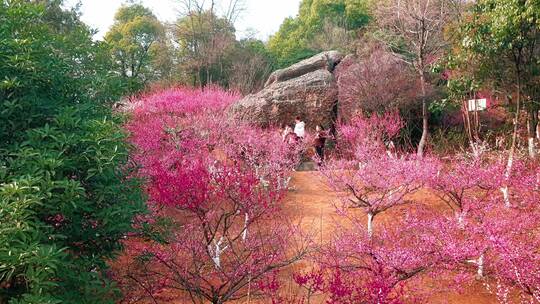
[282,171,497,304]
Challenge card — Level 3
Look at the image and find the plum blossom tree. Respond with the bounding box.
[430,156,504,225]
[426,153,540,299]
[291,212,444,304]
[336,111,404,159]
[321,112,437,236]
[321,155,437,236]
[481,160,540,303]
[310,112,445,303]
[484,210,540,303]
[115,87,308,304]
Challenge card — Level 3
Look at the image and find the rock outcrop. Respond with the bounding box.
[230,51,344,129]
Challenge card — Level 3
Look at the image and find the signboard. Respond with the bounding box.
[467,98,487,112]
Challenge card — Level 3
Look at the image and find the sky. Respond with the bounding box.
[64,0,301,41]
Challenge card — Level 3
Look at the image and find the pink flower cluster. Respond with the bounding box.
[117,86,308,304]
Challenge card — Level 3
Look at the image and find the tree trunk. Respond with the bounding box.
[501,75,522,208]
[527,106,538,158]
[477,254,484,278]
[242,213,248,241]
[466,253,484,278]
[417,71,429,158]
[537,111,540,140]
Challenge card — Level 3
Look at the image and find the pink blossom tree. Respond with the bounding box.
[430,156,504,226]
[117,87,308,304]
[481,161,540,302]
[428,154,540,300]
[321,112,437,236]
[484,209,540,303]
[312,112,442,302]
[291,211,444,304]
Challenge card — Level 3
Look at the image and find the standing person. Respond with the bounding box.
[283,125,298,144]
[280,124,289,142]
[314,125,326,165]
[294,116,305,139]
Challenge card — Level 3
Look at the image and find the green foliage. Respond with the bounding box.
[455,0,540,94]
[268,0,370,68]
[430,128,468,154]
[267,17,318,68]
[0,1,145,303]
[105,3,166,92]
[448,0,540,145]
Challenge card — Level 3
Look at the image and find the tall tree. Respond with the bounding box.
[105,3,166,92]
[447,0,540,207]
[175,10,236,87]
[375,0,463,158]
[173,0,244,87]
[228,38,274,94]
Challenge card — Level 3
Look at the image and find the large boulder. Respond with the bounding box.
[264,50,344,87]
[230,51,344,129]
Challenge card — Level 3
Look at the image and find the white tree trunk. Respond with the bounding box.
[457,211,466,229]
[467,254,484,278]
[500,151,514,208]
[242,213,249,241]
[417,71,428,158]
[386,140,396,159]
[208,237,228,268]
[477,254,484,277]
[500,186,511,208]
[501,79,521,208]
[528,137,537,158]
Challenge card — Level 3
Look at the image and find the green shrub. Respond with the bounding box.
[0,1,145,303]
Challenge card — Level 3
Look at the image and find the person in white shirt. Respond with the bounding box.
[294,116,305,139]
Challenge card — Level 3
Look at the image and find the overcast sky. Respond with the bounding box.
[64,0,301,41]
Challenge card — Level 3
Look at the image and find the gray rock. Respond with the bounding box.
[230,69,338,129]
[230,51,343,129]
[264,50,344,87]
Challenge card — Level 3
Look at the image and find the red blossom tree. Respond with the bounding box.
[430,156,505,225]
[288,212,443,304]
[481,160,540,302]
[427,155,540,300]
[374,0,463,157]
[116,87,308,304]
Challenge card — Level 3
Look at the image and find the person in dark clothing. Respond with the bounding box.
[314,125,326,165]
